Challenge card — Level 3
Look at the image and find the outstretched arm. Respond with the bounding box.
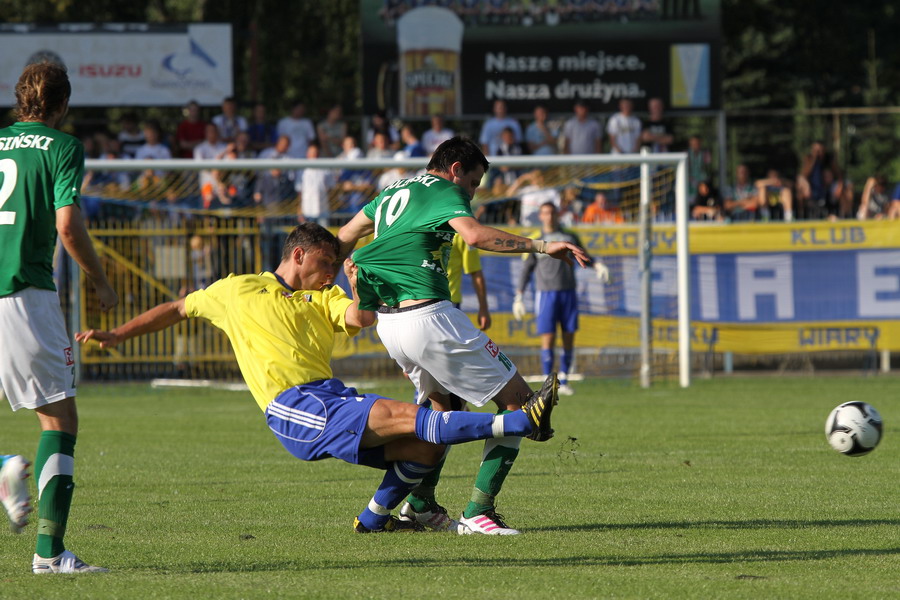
[337,210,375,260]
[449,216,589,267]
[75,299,187,349]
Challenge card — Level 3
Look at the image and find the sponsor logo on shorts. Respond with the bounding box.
[63,347,74,366]
[485,339,500,358]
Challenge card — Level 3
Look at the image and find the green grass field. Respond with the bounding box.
[1,376,899,599]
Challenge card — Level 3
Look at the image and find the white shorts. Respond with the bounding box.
[0,288,76,411]
[375,301,517,407]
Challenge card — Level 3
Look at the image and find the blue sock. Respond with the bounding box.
[414,407,529,444]
[357,460,433,530]
[560,349,574,384]
[541,348,554,377]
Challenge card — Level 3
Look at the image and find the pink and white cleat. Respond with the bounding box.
[458,510,520,535]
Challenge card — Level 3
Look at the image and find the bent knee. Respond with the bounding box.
[418,442,446,466]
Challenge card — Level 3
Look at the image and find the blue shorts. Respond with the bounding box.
[266,378,385,467]
[535,289,579,335]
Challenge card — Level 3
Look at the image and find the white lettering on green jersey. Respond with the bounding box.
[352,174,474,310]
[0,121,83,296]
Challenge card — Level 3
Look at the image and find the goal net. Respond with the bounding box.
[71,153,690,387]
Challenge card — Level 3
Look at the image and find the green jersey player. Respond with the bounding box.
[339,136,588,535]
[0,61,117,574]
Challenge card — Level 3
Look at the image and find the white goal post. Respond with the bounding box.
[83,151,691,387]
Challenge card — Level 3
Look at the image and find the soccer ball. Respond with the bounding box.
[825,402,883,457]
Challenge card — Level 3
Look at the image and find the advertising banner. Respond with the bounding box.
[360,0,722,116]
[333,220,900,358]
[0,24,233,106]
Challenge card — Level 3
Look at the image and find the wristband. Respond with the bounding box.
[533,239,548,254]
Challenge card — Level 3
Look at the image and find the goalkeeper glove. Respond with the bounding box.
[512,292,527,321]
[594,261,610,283]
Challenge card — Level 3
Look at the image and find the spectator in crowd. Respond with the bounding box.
[175,100,207,159]
[686,134,712,197]
[194,123,227,161]
[606,98,642,154]
[857,175,895,220]
[317,104,347,158]
[247,102,277,154]
[723,164,758,221]
[194,123,229,193]
[488,126,527,194]
[117,112,145,158]
[338,138,374,215]
[556,186,580,227]
[640,97,673,153]
[506,169,561,226]
[797,141,842,219]
[366,131,395,159]
[756,169,794,222]
[297,141,336,227]
[582,191,624,224]
[365,109,400,150]
[338,135,364,160]
[397,124,427,158]
[562,100,602,155]
[422,114,454,155]
[212,96,248,143]
[479,99,523,156]
[258,134,291,160]
[525,104,558,156]
[134,120,172,161]
[277,101,317,159]
[254,165,296,267]
[690,180,724,221]
[219,131,257,207]
[84,132,130,197]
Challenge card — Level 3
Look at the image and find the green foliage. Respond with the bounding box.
[0,377,898,598]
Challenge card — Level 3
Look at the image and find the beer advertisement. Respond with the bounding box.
[360,0,722,117]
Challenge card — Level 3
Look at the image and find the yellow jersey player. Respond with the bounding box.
[76,224,556,534]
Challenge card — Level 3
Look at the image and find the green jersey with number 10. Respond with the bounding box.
[0,121,84,297]
[352,173,474,311]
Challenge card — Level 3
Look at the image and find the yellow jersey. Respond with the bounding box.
[445,234,482,305]
[184,272,359,411]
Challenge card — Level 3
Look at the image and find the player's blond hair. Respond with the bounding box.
[15,62,71,122]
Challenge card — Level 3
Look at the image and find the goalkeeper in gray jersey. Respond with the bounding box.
[513,202,608,395]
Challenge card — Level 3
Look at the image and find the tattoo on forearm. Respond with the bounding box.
[492,237,528,251]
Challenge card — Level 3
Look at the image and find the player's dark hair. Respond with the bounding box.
[427,136,490,175]
[540,201,557,212]
[15,61,71,122]
[281,223,339,262]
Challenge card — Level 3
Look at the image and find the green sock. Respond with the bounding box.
[406,454,448,512]
[34,431,76,559]
[463,411,522,519]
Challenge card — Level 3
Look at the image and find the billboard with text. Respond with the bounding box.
[360,0,721,116]
[0,23,233,107]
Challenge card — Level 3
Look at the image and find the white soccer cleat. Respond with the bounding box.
[458,511,520,535]
[0,455,32,534]
[557,383,575,396]
[398,501,460,532]
[32,550,109,574]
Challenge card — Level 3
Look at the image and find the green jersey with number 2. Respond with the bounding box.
[0,121,84,296]
[352,173,474,311]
